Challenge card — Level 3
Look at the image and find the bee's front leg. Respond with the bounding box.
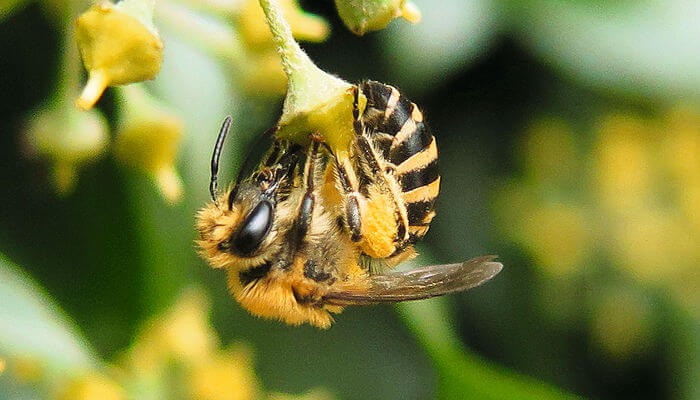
[293,140,320,241]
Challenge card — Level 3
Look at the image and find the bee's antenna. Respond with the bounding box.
[210,116,233,206]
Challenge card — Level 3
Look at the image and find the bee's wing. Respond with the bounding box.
[324,256,503,305]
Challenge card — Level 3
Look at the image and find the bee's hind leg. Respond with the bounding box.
[319,142,364,242]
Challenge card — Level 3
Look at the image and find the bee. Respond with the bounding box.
[196,81,502,328]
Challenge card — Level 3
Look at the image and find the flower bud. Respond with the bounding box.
[75,0,163,110]
[334,0,421,35]
[113,85,184,203]
[26,105,109,195]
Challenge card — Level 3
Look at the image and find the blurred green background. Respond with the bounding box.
[0,0,698,399]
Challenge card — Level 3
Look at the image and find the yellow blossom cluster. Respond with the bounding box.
[494,107,699,359]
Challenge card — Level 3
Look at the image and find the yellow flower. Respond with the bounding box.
[54,372,125,400]
[0,358,5,375]
[26,105,109,195]
[334,0,421,35]
[157,290,218,364]
[188,346,258,400]
[113,85,184,203]
[75,0,163,110]
[126,288,218,373]
[593,113,654,213]
[519,203,593,277]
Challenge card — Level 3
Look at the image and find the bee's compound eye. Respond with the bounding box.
[231,200,273,256]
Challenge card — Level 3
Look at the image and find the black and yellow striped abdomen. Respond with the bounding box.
[357,80,440,243]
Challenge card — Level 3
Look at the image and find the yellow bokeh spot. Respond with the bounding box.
[661,107,700,185]
[188,347,258,400]
[521,118,578,185]
[400,1,422,24]
[55,373,125,400]
[660,107,700,230]
[590,289,653,362]
[159,291,218,364]
[126,289,218,375]
[502,106,699,311]
[520,203,592,276]
[594,113,653,213]
[10,357,43,383]
[680,183,700,231]
[613,212,671,283]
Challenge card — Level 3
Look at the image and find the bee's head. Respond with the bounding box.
[196,182,281,270]
[196,116,292,271]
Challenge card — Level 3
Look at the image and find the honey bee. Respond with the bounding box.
[196,81,502,328]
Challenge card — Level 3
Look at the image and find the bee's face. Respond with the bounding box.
[196,182,286,272]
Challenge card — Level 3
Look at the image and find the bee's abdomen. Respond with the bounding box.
[359,81,440,240]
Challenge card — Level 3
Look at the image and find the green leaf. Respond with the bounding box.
[0,254,97,372]
[397,253,581,400]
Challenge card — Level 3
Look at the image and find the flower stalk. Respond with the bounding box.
[257,0,356,152]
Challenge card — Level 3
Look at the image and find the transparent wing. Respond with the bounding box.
[323,255,503,305]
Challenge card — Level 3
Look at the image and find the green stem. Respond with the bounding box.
[257,0,306,78]
[257,0,353,150]
[256,0,349,104]
[399,298,582,400]
[54,1,84,109]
